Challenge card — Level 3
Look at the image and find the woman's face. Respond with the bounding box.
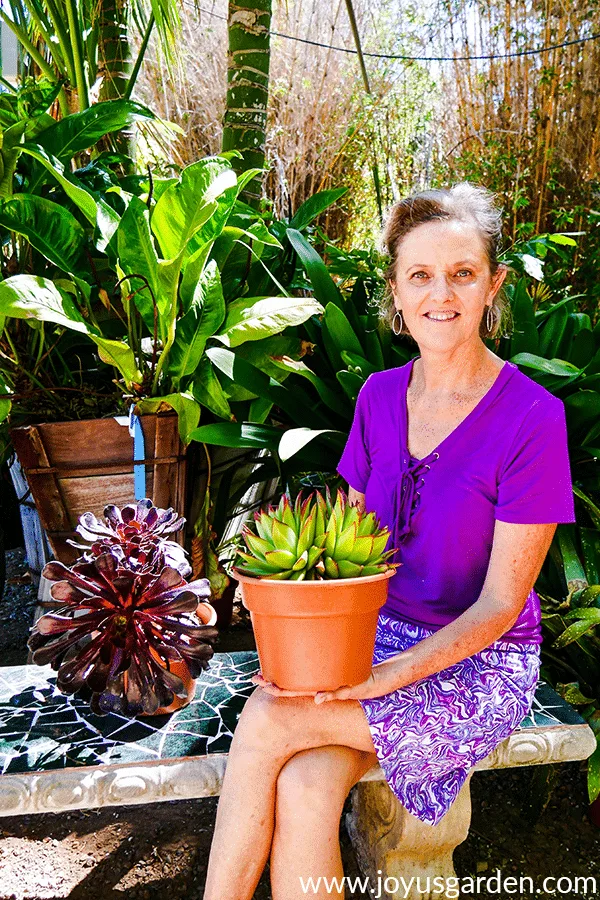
[390,219,507,354]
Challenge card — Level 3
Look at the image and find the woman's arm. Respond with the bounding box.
[314,519,556,702]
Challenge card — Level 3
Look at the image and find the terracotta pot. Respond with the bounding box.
[140,601,217,716]
[236,570,394,692]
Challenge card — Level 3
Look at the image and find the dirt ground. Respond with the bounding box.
[1,549,600,899]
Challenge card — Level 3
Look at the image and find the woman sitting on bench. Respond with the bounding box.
[203,183,575,899]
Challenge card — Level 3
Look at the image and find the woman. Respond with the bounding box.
[203,184,575,899]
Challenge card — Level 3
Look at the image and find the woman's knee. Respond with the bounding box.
[232,687,299,751]
[275,746,370,821]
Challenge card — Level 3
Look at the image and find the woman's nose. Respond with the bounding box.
[427,273,454,300]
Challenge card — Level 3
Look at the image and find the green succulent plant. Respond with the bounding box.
[236,489,397,581]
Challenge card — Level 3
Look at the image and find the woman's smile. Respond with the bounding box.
[423,311,461,322]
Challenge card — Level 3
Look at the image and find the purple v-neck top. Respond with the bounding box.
[337,358,576,645]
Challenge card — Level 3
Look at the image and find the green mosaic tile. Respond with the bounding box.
[0,652,588,777]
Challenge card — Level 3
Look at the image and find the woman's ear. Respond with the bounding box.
[490,264,508,299]
[389,278,399,306]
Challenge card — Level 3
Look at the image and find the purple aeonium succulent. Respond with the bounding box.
[68,499,191,578]
[28,554,218,716]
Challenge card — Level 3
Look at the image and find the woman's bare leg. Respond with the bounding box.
[203,687,376,900]
[270,745,378,900]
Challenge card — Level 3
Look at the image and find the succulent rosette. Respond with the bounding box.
[236,488,397,580]
[28,554,218,716]
[69,499,191,577]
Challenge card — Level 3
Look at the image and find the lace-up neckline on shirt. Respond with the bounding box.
[392,357,515,555]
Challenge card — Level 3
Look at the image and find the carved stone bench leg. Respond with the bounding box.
[345,771,473,900]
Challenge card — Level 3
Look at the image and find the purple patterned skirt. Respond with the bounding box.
[358,612,541,827]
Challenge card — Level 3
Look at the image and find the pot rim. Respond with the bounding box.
[234,567,396,588]
[197,601,218,627]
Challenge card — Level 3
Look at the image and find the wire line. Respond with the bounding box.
[193,5,600,63]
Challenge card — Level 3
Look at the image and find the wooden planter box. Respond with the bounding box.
[10,413,187,564]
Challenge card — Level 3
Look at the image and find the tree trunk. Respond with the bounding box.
[97,0,134,166]
[98,0,131,101]
[222,0,272,207]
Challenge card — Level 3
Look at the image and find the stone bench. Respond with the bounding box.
[0,652,596,900]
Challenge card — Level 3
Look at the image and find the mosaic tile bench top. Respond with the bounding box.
[0,652,590,777]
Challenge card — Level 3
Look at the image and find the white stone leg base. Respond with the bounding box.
[345,772,473,900]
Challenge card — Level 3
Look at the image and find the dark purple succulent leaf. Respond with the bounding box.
[154,663,188,701]
[139,589,200,617]
[66,538,93,551]
[35,610,108,635]
[49,582,91,605]
[28,624,99,666]
[121,505,137,524]
[104,505,123,527]
[122,654,146,712]
[160,618,219,641]
[96,672,127,715]
[42,560,75,582]
[76,512,115,542]
[139,566,186,603]
[186,649,214,676]
[154,509,185,533]
[57,652,97,694]
[94,552,119,580]
[161,541,191,577]
[46,562,115,601]
[181,577,212,600]
[145,506,159,528]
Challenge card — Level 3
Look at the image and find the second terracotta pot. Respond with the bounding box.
[236,570,394,692]
[142,601,218,716]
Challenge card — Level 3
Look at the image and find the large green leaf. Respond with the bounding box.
[167,261,226,382]
[37,100,154,160]
[510,354,581,377]
[0,375,11,424]
[151,157,237,260]
[0,275,88,333]
[0,194,88,276]
[286,228,343,308]
[557,525,588,591]
[587,742,600,804]
[117,196,162,332]
[574,486,600,531]
[136,392,200,443]
[580,527,600,585]
[554,617,600,648]
[192,357,234,421]
[216,296,323,348]
[232,335,307,381]
[289,188,348,232]
[564,391,600,437]
[539,304,569,359]
[207,345,331,428]
[278,427,345,462]
[270,356,347,417]
[91,337,142,388]
[21,143,99,227]
[189,422,283,452]
[323,302,364,366]
[509,278,538,356]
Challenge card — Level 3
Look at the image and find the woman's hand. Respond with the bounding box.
[251,661,405,703]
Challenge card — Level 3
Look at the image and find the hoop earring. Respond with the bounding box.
[486,304,495,333]
[392,310,403,336]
